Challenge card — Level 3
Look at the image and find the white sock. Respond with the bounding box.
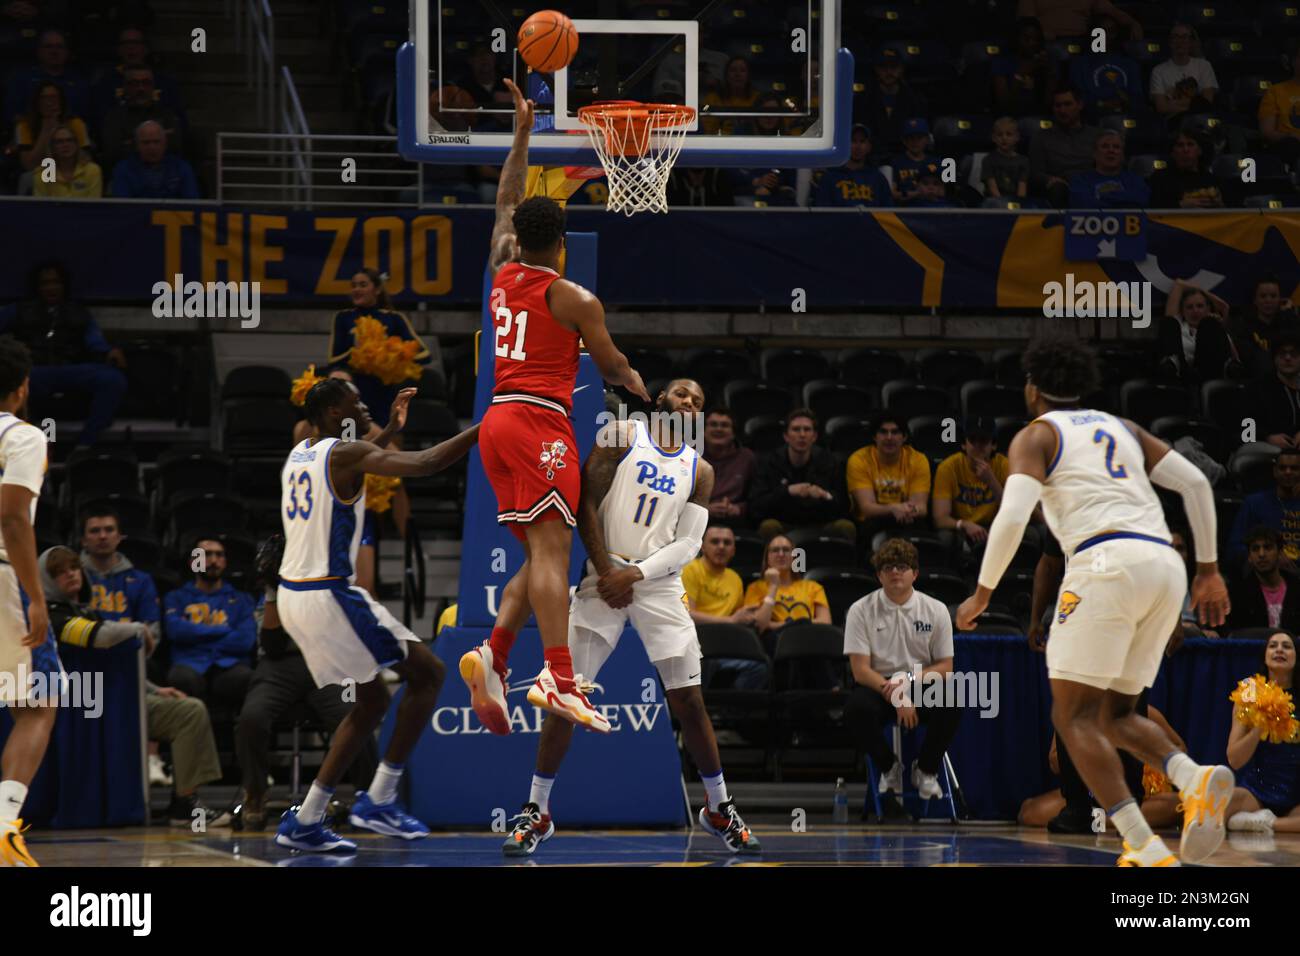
[1110,798,1156,848]
[368,761,404,806]
[529,773,555,815]
[297,781,333,825]
[0,780,27,822]
[700,769,730,812]
[1164,752,1202,793]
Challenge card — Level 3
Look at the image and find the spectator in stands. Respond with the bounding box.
[91,27,186,129]
[79,506,161,652]
[1227,526,1300,635]
[236,560,377,830]
[1259,39,1300,169]
[702,56,760,136]
[14,81,91,172]
[1229,448,1300,571]
[858,47,928,156]
[847,412,932,551]
[1068,130,1151,207]
[162,537,256,710]
[742,534,831,654]
[981,117,1030,203]
[32,123,101,198]
[683,524,768,690]
[1068,15,1143,117]
[844,537,958,803]
[993,18,1058,117]
[0,262,127,447]
[40,546,232,828]
[666,167,734,207]
[1247,329,1300,451]
[702,407,755,524]
[1156,279,1237,384]
[1016,0,1144,41]
[890,118,939,203]
[1222,633,1300,832]
[1233,275,1299,380]
[931,418,1009,566]
[1147,131,1223,209]
[455,41,511,133]
[749,409,855,542]
[1030,87,1102,207]
[328,268,430,427]
[1150,23,1218,119]
[906,170,959,208]
[99,66,181,171]
[109,119,199,199]
[812,123,891,207]
[733,95,798,206]
[3,28,91,128]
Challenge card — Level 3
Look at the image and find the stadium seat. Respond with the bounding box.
[961,380,1025,420]
[695,623,772,754]
[914,347,988,392]
[223,399,299,455]
[916,570,968,605]
[784,529,857,570]
[414,366,448,402]
[743,415,786,455]
[121,343,181,419]
[1206,37,1277,75]
[902,534,954,574]
[1149,416,1228,461]
[805,568,879,623]
[1231,76,1272,116]
[165,490,248,550]
[771,623,851,779]
[994,417,1028,450]
[1128,154,1167,177]
[1009,534,1042,570]
[1099,114,1167,154]
[825,416,874,455]
[991,348,1023,386]
[63,446,140,507]
[338,0,407,35]
[803,379,874,424]
[907,415,957,460]
[1018,115,1052,152]
[991,568,1035,621]
[221,365,293,402]
[1228,442,1281,493]
[403,400,459,447]
[932,114,994,158]
[1124,38,1167,67]
[116,532,163,573]
[684,348,754,396]
[760,348,834,393]
[1202,379,1252,452]
[1215,490,1243,554]
[1179,2,1256,37]
[725,381,796,428]
[1120,380,1191,426]
[75,491,151,537]
[1260,1,1300,34]
[219,529,260,577]
[626,347,677,385]
[1097,346,1156,388]
[732,533,766,577]
[838,347,908,395]
[883,381,953,421]
[153,448,233,509]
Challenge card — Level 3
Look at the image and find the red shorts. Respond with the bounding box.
[480,397,580,542]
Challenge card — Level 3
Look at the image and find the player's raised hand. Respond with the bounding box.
[624,367,651,403]
[503,77,534,130]
[388,387,417,432]
[1190,570,1230,628]
[955,592,988,631]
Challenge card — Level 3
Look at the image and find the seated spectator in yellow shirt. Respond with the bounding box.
[32,123,102,198]
[683,524,768,690]
[1260,39,1300,169]
[742,533,830,657]
[932,418,1010,567]
[846,412,932,551]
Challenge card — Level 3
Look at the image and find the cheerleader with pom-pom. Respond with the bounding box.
[1224,632,1300,831]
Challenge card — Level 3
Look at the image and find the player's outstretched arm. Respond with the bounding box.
[333,423,481,480]
[550,280,650,402]
[487,78,535,277]
[577,423,628,581]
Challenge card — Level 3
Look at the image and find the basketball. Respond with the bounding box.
[518,9,579,73]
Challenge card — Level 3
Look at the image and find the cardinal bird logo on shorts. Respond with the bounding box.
[1057,591,1082,624]
[539,439,569,480]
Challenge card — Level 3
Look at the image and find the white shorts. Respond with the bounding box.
[277,581,419,688]
[569,573,702,690]
[1046,537,1186,695]
[0,563,63,705]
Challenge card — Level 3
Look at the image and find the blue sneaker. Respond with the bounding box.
[274,810,357,853]
[349,791,431,840]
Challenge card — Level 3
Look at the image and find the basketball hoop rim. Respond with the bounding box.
[577,101,697,128]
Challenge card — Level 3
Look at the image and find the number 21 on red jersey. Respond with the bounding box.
[491,287,528,361]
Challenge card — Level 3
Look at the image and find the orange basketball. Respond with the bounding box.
[518,9,579,73]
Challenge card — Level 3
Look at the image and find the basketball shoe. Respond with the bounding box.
[459,641,511,736]
[502,802,555,857]
[0,819,38,867]
[1116,836,1179,867]
[275,809,357,853]
[527,662,611,733]
[699,800,761,854]
[349,791,430,840]
[1178,764,1234,863]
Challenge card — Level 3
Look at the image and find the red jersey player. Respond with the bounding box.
[460,79,649,735]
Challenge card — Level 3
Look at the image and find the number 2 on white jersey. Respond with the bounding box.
[1092,428,1129,479]
[494,304,529,361]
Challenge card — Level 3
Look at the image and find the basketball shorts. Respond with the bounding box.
[1046,537,1186,695]
[480,397,579,543]
[569,571,702,690]
[277,580,420,688]
[0,563,63,705]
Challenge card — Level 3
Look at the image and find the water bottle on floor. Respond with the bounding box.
[832,777,848,824]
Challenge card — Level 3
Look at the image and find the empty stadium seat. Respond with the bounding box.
[63,446,140,507]
[75,491,151,537]
[914,347,988,391]
[882,381,953,421]
[991,348,1023,386]
[1229,442,1281,493]
[804,379,874,424]
[732,533,766,577]
[153,448,233,509]
[403,400,459,447]
[825,416,873,455]
[223,399,299,455]
[221,365,292,402]
[760,348,834,393]
[838,347,908,387]
[907,415,957,460]
[1149,416,1228,461]
[961,380,1026,420]
[165,490,248,550]
[1120,380,1190,426]
[994,417,1028,450]
[805,568,879,623]
[785,529,857,569]
[684,348,754,396]
[916,570,968,605]
[725,381,796,428]
[743,415,786,454]
[626,347,677,385]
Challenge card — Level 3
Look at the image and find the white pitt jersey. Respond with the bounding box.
[279,437,365,583]
[0,414,46,564]
[598,420,700,567]
[1035,408,1171,556]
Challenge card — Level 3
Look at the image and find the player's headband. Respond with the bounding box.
[1026,373,1079,403]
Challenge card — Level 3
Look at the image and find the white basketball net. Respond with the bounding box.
[578,103,696,216]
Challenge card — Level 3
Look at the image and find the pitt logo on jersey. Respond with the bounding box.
[634,461,676,495]
[538,439,569,480]
[1057,591,1082,624]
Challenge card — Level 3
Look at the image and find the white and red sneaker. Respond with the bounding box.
[526,662,611,733]
[458,642,511,735]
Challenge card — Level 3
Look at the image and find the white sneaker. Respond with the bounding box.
[526,663,610,733]
[1117,835,1179,867]
[1228,830,1276,853]
[1179,764,1234,864]
[1228,808,1276,832]
[878,760,902,795]
[911,760,943,800]
[459,641,511,736]
[148,753,173,787]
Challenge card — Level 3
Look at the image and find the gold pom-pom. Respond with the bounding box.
[347,315,422,386]
[364,473,401,514]
[1230,675,1300,744]
[1142,764,1172,796]
[290,364,324,406]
